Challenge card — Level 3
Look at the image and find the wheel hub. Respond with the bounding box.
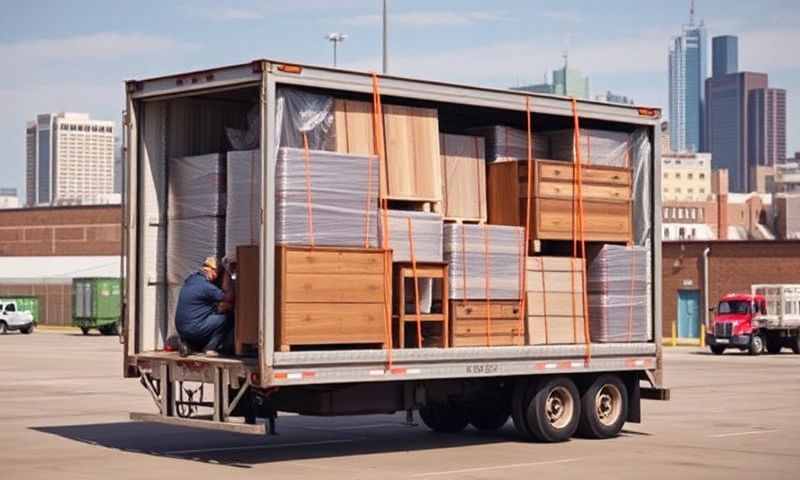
[545,386,573,429]
[595,384,622,427]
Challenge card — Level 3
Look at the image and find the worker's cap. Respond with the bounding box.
[202,256,219,271]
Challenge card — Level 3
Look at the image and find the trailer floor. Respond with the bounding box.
[2,331,799,480]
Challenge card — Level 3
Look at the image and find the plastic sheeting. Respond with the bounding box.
[587,245,648,342]
[546,129,633,167]
[276,147,379,247]
[167,154,226,219]
[167,216,225,285]
[226,150,261,259]
[379,210,443,263]
[275,88,335,151]
[444,224,524,300]
[225,104,260,151]
[465,126,550,162]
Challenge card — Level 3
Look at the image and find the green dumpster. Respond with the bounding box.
[72,277,121,335]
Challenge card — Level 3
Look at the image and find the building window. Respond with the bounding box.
[679,227,686,238]
[676,173,681,179]
[678,209,684,219]
[664,173,669,179]
[699,209,704,221]
[663,228,669,238]
[691,228,696,238]
[688,173,693,179]
[699,173,705,179]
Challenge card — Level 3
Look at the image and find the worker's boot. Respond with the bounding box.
[178,339,192,358]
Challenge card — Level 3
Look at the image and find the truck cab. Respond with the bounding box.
[707,289,800,355]
[0,301,35,335]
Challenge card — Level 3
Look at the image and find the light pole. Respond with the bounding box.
[382,0,388,73]
[326,33,347,67]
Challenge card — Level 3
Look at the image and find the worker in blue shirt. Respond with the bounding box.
[175,256,235,357]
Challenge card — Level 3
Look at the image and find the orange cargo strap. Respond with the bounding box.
[483,224,492,347]
[571,98,592,363]
[520,96,535,341]
[371,73,394,369]
[406,218,423,348]
[301,132,315,247]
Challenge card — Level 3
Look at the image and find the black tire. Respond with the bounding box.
[99,322,119,336]
[20,325,34,334]
[80,327,90,335]
[511,378,535,440]
[766,336,783,354]
[577,374,629,439]
[524,376,581,443]
[467,405,510,431]
[710,345,726,355]
[791,336,800,354]
[419,404,469,433]
[0,321,7,335]
[749,334,764,356]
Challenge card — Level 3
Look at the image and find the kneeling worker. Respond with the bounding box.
[176,256,235,357]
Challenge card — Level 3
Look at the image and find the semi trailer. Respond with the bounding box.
[122,59,668,443]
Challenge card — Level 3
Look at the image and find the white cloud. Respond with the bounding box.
[341,10,508,28]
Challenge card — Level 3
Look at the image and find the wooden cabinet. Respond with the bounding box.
[276,246,391,351]
[234,245,260,355]
[393,262,448,348]
[450,300,524,347]
[487,159,632,245]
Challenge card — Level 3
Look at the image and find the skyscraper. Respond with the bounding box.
[712,35,738,77]
[512,55,590,99]
[668,5,707,152]
[705,72,768,192]
[749,87,787,173]
[25,112,115,206]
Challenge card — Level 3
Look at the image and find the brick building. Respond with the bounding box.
[662,240,800,339]
[0,205,120,325]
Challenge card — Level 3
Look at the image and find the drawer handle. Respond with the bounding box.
[465,307,473,314]
[512,308,519,314]
[612,175,620,180]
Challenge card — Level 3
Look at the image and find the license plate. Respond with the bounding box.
[716,338,729,344]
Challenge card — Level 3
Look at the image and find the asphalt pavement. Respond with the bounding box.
[1,330,799,479]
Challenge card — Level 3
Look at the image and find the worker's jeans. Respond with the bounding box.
[179,313,233,354]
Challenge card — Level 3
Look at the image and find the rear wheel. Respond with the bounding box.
[80,327,90,335]
[577,375,628,439]
[419,404,469,433]
[791,335,800,354]
[99,322,119,336]
[20,325,34,334]
[749,334,764,356]
[524,376,581,443]
[467,405,510,431]
[710,345,726,355]
[0,321,7,334]
[511,379,534,440]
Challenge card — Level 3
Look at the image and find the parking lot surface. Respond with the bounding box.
[1,331,799,479]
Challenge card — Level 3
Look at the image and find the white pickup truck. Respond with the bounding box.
[0,301,34,334]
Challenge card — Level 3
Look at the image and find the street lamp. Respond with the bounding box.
[326,32,347,67]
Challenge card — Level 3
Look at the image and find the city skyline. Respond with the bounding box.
[1,1,798,198]
[668,9,707,152]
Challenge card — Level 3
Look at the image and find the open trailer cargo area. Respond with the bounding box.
[123,60,666,442]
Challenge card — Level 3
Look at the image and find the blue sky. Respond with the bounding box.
[2,0,798,197]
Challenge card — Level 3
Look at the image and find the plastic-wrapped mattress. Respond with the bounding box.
[379,210,443,263]
[226,149,261,259]
[587,244,648,342]
[168,153,226,219]
[443,224,524,300]
[276,147,379,247]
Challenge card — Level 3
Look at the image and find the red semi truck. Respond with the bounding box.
[706,284,800,355]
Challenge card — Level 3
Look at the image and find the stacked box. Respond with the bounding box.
[526,257,587,345]
[167,217,225,285]
[444,224,524,300]
[466,126,550,162]
[379,210,443,263]
[276,147,380,247]
[587,245,648,342]
[226,150,261,259]
[547,129,632,167]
